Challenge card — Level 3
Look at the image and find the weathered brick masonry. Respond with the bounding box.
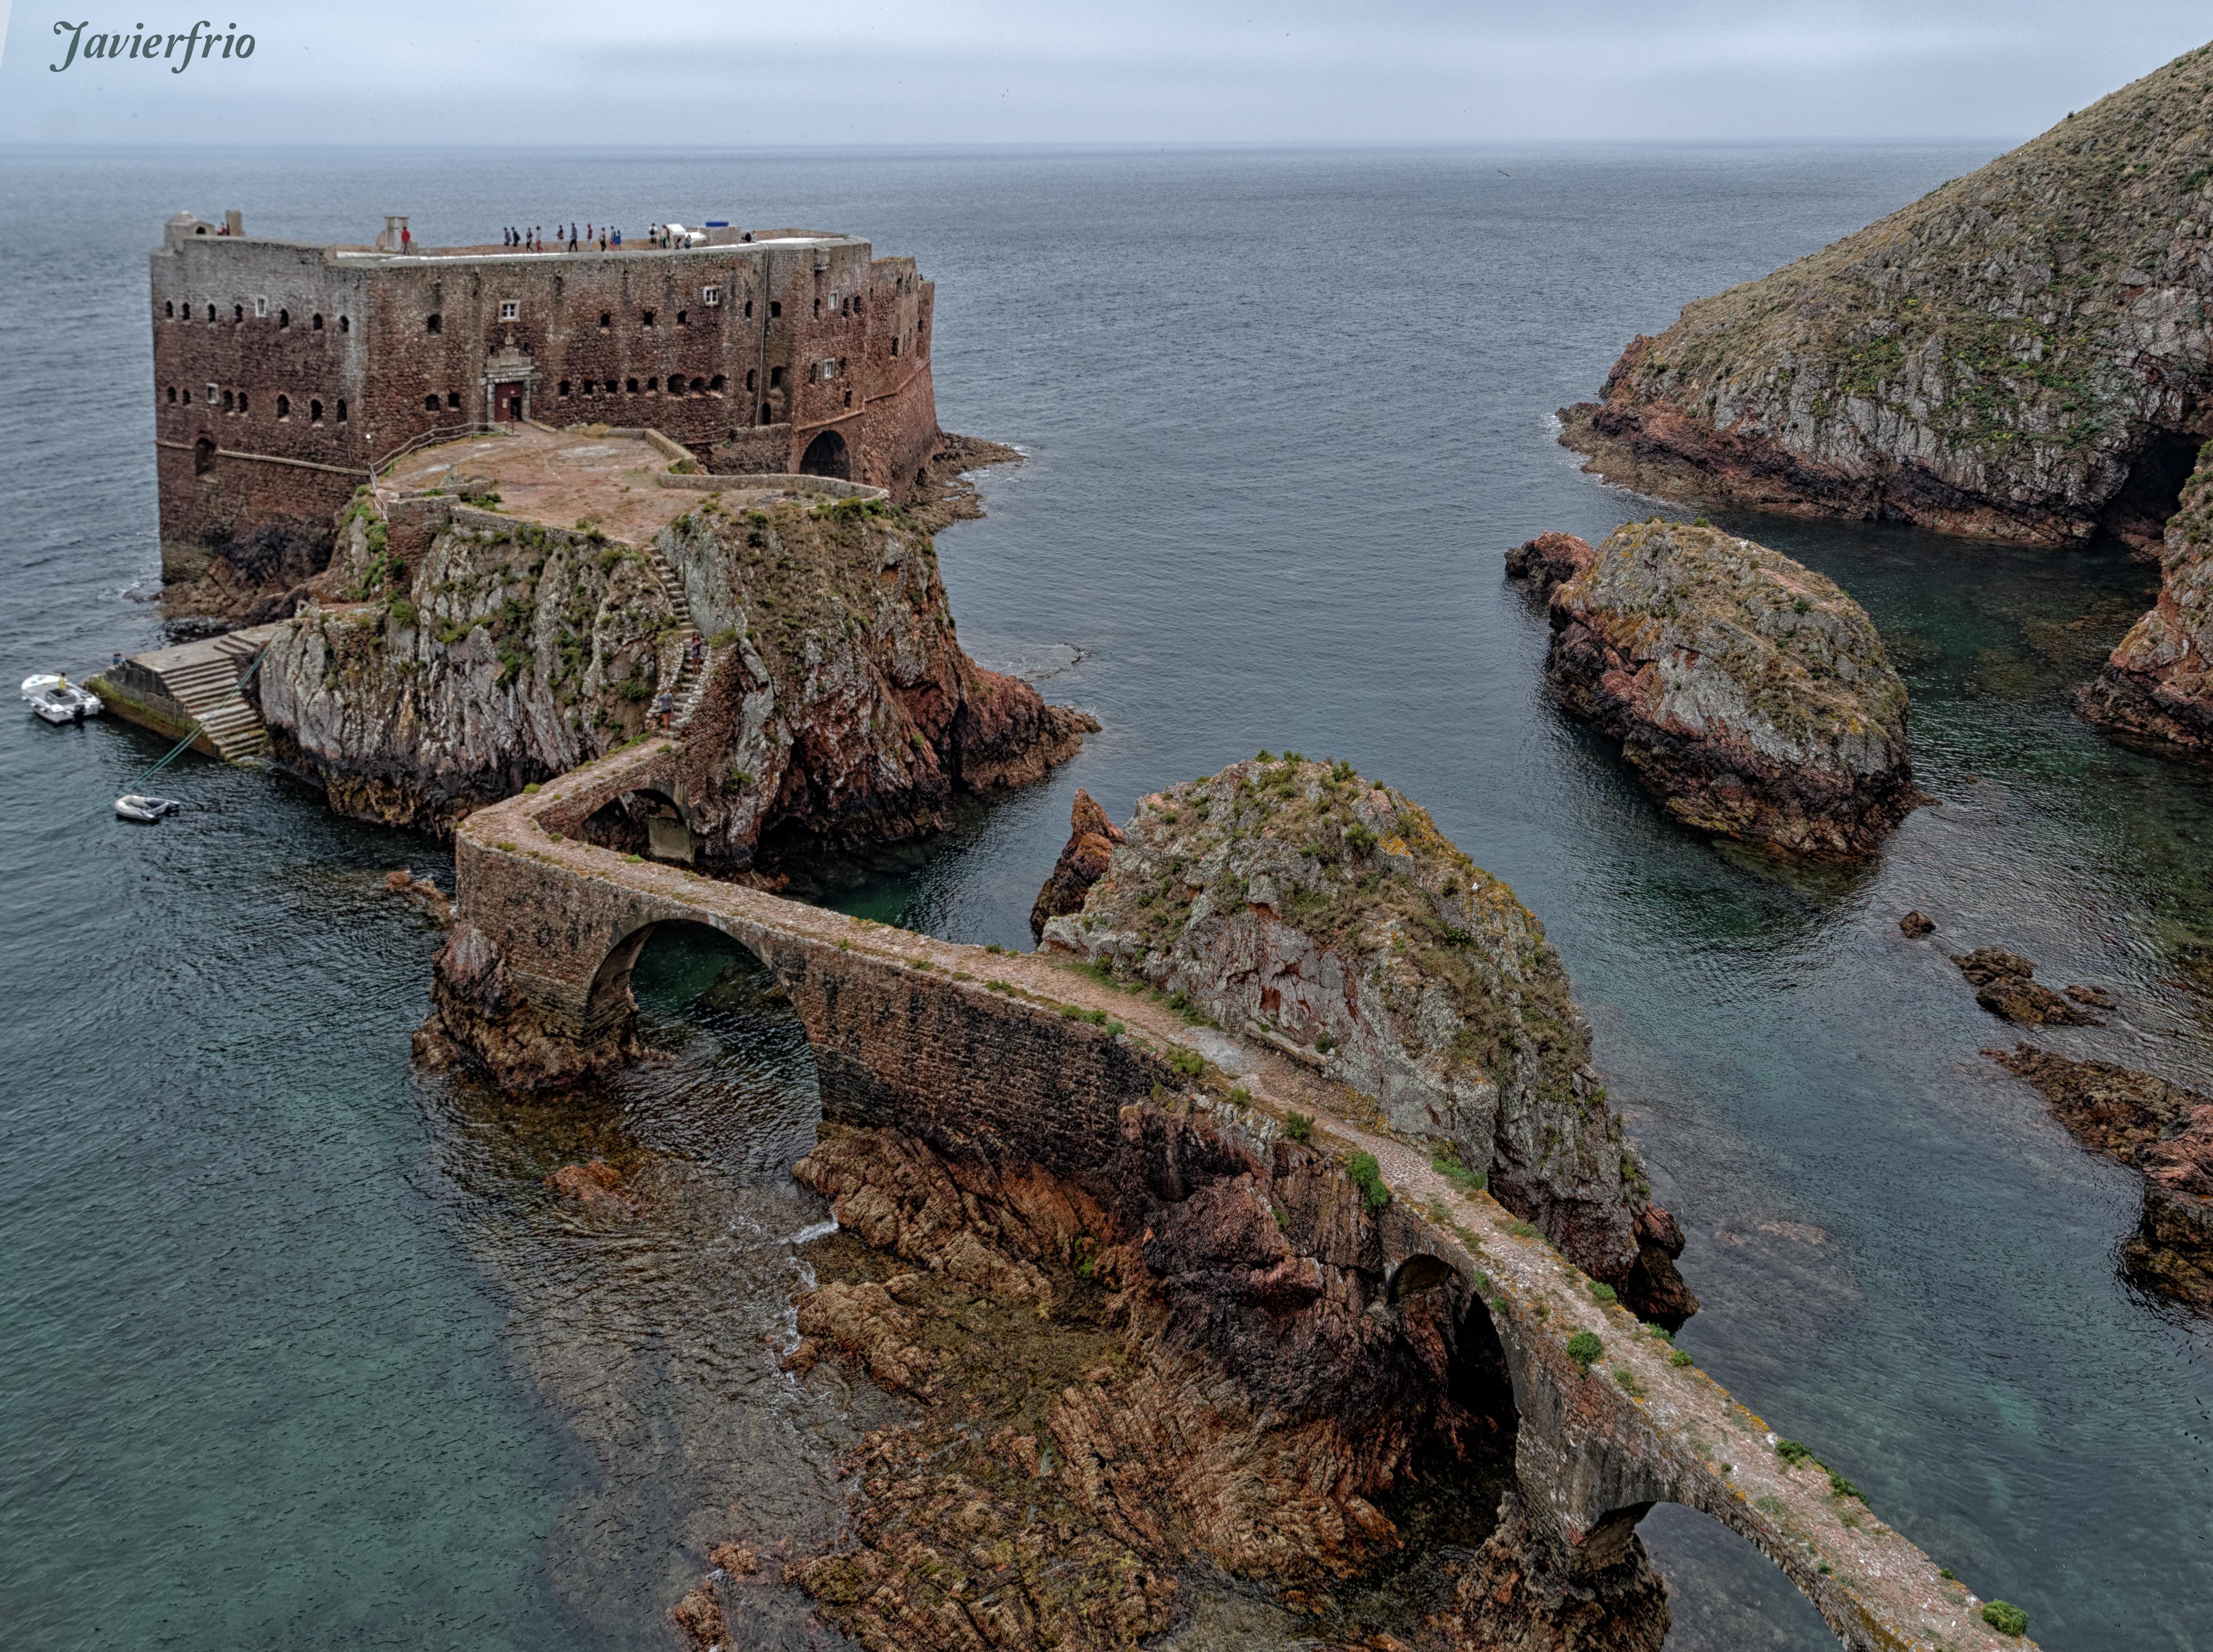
[150,210,939,585]
[425,739,2037,1652]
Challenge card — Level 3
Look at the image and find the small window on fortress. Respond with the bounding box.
[206,383,218,404]
[558,379,571,398]
[768,301,781,318]
[254,296,267,318]
[425,394,439,411]
[813,297,822,317]
[165,301,175,318]
[843,388,852,408]
[626,377,639,394]
[339,315,350,334]
[759,404,772,423]
[447,392,461,409]
[278,309,289,328]
[166,385,176,403]
[312,313,323,330]
[500,300,518,321]
[768,366,783,389]
[335,399,346,423]
[234,304,244,323]
[891,336,899,357]
[642,310,656,328]
[647,376,660,392]
[599,312,612,330]
[676,311,687,327]
[310,399,324,424]
[239,392,250,414]
[426,313,442,334]
[698,376,712,393]
[581,381,595,398]
[223,390,234,412]
[743,299,753,318]
[277,395,290,419]
[745,369,756,392]
[702,286,720,307]
[206,304,216,322]
[665,378,681,396]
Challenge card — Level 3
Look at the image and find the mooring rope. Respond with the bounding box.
[66,647,269,824]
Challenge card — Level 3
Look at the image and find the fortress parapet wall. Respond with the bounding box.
[149,213,939,583]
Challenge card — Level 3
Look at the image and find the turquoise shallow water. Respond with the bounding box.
[2,143,2209,1649]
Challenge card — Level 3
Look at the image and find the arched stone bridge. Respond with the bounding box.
[435,738,2036,1651]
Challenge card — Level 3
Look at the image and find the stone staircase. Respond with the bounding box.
[158,630,273,761]
[635,554,720,730]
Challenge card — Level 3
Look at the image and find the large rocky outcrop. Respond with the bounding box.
[2080,440,2213,756]
[1035,755,1693,1324]
[1559,41,2213,548]
[1986,1044,2213,1308]
[1526,520,1917,854]
[258,491,1091,863]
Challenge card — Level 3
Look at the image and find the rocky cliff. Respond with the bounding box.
[1525,521,1916,854]
[1035,755,1693,1324]
[1560,41,2213,548]
[2080,440,2213,756]
[258,489,1090,864]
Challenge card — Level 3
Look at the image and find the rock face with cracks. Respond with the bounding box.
[1030,788,1125,939]
[259,490,1092,861]
[1558,41,2213,550]
[1527,520,1917,855]
[2080,440,2213,759]
[1036,754,1693,1325]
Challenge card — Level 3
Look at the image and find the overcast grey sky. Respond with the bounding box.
[1,2,2206,147]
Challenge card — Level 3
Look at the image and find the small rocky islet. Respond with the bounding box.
[1507,518,1918,855]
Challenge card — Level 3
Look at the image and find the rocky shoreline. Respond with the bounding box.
[1511,521,1918,855]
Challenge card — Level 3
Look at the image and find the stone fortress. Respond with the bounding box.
[149,209,941,593]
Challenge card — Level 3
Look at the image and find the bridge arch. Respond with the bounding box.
[584,914,797,1046]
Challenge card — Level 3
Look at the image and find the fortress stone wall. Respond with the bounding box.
[149,212,940,586]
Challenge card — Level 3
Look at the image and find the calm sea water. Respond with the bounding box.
[3,143,2208,1651]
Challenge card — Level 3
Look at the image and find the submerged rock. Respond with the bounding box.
[545,1159,643,1217]
[1526,520,1916,854]
[2080,441,2213,760]
[1030,788,1126,940]
[1986,1044,2213,1308]
[1900,910,1936,937]
[1557,43,2213,549]
[1035,754,1693,1323]
[1952,949,2105,1027]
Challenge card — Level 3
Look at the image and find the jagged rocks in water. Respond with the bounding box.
[544,1159,643,1217]
[1030,788,1126,938]
[1952,949,2104,1026]
[260,484,1092,858]
[1986,1044,2213,1307]
[1530,520,1916,855]
[1504,531,1595,594]
[1557,43,2213,549]
[2080,440,2213,759]
[1035,754,1693,1325]
[1428,1494,1669,1652]
[1900,910,1936,937]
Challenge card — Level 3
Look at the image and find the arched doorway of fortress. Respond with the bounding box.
[798,428,851,481]
[578,787,695,864]
[584,920,822,1146]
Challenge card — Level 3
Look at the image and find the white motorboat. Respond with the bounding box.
[27,679,102,724]
[115,795,182,823]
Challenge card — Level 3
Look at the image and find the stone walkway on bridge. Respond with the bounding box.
[445,738,2039,1652]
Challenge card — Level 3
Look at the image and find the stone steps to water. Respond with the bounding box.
[109,623,282,763]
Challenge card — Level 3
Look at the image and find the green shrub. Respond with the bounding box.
[1826,1469,1863,1501]
[1284,1111,1314,1143]
[387,597,418,629]
[1776,1439,1817,1469]
[1059,1003,1083,1019]
[986,979,1013,994]
[1169,1048,1206,1078]
[1431,1145,1486,1194]
[1611,1364,1643,1395]
[1344,823,1379,856]
[1669,1348,1695,1368]
[1347,1151,1390,1213]
[1981,1601,2028,1638]
[622,853,643,863]
[984,943,1006,954]
[1511,1220,1539,1238]
[1589,1281,1618,1305]
[1938,1568,1956,1582]
[1105,1019,1124,1037]
[1314,1033,1336,1054]
[1566,1331,1602,1372]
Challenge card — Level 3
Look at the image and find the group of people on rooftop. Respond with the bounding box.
[498,222,712,254]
